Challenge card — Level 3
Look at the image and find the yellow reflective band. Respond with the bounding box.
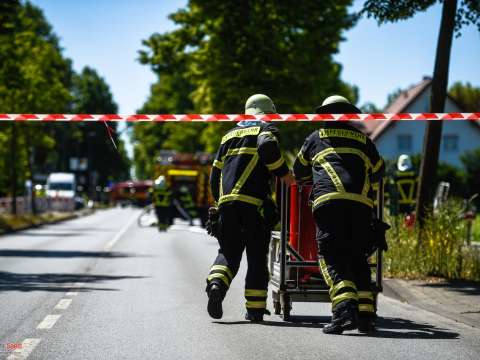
[329,280,357,298]
[373,158,384,173]
[246,301,267,309]
[297,151,310,166]
[359,304,375,313]
[397,179,416,202]
[395,171,415,177]
[266,157,285,171]
[312,147,373,169]
[313,192,374,208]
[213,160,223,169]
[232,154,259,194]
[218,194,263,207]
[210,265,233,280]
[221,126,261,144]
[168,169,198,176]
[320,162,345,192]
[219,173,224,197]
[318,128,367,144]
[332,292,358,308]
[358,291,374,301]
[300,175,312,180]
[362,170,370,197]
[207,273,230,287]
[245,289,268,297]
[319,258,333,287]
[259,131,278,142]
[223,147,257,158]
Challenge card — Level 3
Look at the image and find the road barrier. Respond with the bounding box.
[0,113,479,122]
[0,197,75,215]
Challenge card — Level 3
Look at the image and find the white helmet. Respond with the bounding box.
[154,176,166,188]
[397,154,413,172]
[245,94,276,115]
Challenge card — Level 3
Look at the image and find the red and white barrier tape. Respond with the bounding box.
[0,113,479,122]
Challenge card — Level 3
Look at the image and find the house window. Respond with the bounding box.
[443,134,458,152]
[397,134,412,151]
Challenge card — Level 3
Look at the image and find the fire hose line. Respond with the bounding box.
[0,113,479,122]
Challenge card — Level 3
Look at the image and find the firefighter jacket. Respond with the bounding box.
[293,123,384,211]
[210,121,289,207]
[153,187,171,207]
[390,170,418,207]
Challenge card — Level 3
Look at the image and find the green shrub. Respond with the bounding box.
[384,199,480,282]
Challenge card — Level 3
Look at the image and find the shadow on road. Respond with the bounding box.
[215,315,330,328]
[346,317,460,339]
[0,271,146,292]
[0,249,143,258]
[419,280,480,296]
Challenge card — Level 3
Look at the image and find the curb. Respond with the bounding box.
[0,209,94,236]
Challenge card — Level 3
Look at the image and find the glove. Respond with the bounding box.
[370,218,391,254]
[260,198,280,230]
[206,207,220,238]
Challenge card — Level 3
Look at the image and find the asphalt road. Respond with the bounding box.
[1,208,479,360]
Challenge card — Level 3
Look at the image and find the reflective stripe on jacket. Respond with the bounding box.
[210,122,289,207]
[293,123,384,210]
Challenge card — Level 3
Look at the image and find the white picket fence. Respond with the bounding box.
[0,196,75,215]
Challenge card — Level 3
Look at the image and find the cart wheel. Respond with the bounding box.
[273,300,281,315]
[281,294,292,321]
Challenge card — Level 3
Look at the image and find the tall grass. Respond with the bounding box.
[384,199,480,282]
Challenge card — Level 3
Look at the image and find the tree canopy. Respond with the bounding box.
[133,0,359,178]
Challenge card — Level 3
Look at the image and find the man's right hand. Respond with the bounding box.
[281,172,295,186]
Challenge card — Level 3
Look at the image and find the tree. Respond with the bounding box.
[134,0,359,177]
[449,81,480,112]
[362,0,480,227]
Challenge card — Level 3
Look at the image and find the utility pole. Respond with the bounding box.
[416,0,457,228]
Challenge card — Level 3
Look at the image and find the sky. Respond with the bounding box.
[31,0,480,156]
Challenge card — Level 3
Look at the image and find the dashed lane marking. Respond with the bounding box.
[6,338,41,360]
[65,291,78,296]
[74,282,85,288]
[54,299,72,310]
[103,214,138,251]
[36,315,61,330]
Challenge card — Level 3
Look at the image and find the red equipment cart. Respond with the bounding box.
[269,179,385,321]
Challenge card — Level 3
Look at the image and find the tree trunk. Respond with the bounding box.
[10,124,18,215]
[415,0,457,228]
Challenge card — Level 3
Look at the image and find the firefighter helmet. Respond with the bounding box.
[397,154,413,172]
[245,94,276,115]
[315,95,361,114]
[154,176,166,189]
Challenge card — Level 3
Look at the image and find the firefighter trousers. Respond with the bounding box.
[314,202,376,317]
[206,202,271,313]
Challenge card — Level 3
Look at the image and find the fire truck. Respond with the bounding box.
[154,150,214,227]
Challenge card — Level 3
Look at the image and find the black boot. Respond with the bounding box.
[358,313,376,333]
[323,300,358,335]
[245,309,271,322]
[207,283,225,319]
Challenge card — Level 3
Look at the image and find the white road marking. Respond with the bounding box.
[6,338,41,360]
[36,315,61,330]
[103,214,138,251]
[74,282,85,287]
[54,299,72,310]
[65,291,78,296]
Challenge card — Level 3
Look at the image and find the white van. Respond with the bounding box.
[46,173,76,199]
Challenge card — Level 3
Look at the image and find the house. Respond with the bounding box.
[360,77,480,167]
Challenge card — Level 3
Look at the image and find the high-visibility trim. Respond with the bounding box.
[332,292,358,308]
[359,304,375,313]
[300,175,312,180]
[218,194,263,206]
[223,147,257,158]
[297,151,310,166]
[395,171,416,177]
[245,289,268,297]
[397,179,416,202]
[259,131,278,142]
[329,280,357,298]
[372,158,384,173]
[362,170,370,197]
[312,147,373,169]
[320,162,345,192]
[168,169,198,176]
[213,160,223,169]
[207,273,230,287]
[221,126,261,144]
[219,173,224,197]
[358,291,374,301]
[265,157,285,171]
[319,258,333,287]
[211,265,233,280]
[246,300,267,309]
[318,128,367,144]
[231,154,259,194]
[313,192,374,209]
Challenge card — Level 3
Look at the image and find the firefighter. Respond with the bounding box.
[206,94,294,322]
[389,154,418,215]
[293,95,385,334]
[152,176,172,231]
[176,185,197,226]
